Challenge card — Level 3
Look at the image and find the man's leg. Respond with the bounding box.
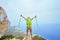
[30,27,32,38]
[26,27,28,39]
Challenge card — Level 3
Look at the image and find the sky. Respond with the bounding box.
[0,0,60,40]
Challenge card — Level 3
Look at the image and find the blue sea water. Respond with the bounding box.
[32,24,60,40]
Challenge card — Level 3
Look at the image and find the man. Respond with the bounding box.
[20,15,36,39]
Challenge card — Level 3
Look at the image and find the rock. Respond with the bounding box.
[0,6,10,38]
[4,26,25,38]
[23,34,46,40]
[32,35,46,40]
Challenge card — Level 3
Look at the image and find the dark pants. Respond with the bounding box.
[26,26,32,38]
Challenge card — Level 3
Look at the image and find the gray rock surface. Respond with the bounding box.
[0,6,10,38]
[4,26,25,37]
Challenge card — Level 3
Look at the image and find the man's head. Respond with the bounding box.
[28,17,30,19]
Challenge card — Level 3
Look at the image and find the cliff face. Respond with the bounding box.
[0,7,10,38]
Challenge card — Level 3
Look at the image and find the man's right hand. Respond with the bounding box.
[35,16,36,18]
[20,15,22,17]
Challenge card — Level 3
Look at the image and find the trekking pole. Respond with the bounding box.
[15,15,21,30]
[18,15,21,29]
[17,8,23,30]
[17,8,22,29]
[36,16,38,27]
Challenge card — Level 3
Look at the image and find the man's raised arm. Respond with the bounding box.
[31,16,36,20]
[20,15,26,20]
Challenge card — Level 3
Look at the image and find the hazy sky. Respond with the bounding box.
[0,0,60,26]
